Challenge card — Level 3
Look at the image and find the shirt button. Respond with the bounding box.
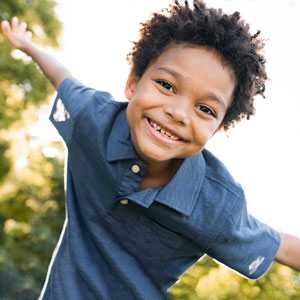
[120,199,128,205]
[131,164,140,174]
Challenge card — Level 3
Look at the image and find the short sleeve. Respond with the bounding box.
[49,77,96,144]
[206,191,281,279]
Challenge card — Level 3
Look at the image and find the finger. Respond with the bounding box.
[18,21,27,35]
[1,20,11,37]
[11,16,19,33]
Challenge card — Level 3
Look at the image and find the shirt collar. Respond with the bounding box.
[107,106,206,216]
[155,153,205,216]
[107,104,138,162]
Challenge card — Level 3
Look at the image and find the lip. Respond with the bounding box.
[144,117,187,145]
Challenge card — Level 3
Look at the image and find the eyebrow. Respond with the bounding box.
[156,66,183,80]
[155,66,226,110]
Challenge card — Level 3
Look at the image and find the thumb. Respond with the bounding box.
[1,20,11,37]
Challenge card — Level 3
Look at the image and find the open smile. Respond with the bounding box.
[145,118,187,143]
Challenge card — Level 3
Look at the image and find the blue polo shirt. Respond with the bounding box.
[40,77,281,300]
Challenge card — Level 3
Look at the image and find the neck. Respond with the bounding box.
[146,158,182,178]
[139,158,183,191]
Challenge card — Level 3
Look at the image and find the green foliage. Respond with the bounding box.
[0,0,61,130]
[0,140,11,182]
[169,255,300,300]
[0,0,62,189]
[0,145,65,298]
[0,0,61,47]
[0,0,64,298]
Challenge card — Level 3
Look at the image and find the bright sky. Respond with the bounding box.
[47,0,300,236]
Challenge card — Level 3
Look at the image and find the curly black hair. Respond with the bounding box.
[127,0,267,130]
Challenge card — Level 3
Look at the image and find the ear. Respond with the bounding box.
[124,75,138,101]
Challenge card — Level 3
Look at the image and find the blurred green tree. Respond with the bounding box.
[0,0,64,298]
[0,0,61,176]
[169,255,300,300]
[0,142,66,298]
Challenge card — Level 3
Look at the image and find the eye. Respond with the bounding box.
[196,104,216,118]
[156,79,176,93]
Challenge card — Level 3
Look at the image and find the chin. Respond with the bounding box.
[143,151,172,163]
[137,144,174,163]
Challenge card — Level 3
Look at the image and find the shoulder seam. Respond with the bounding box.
[204,172,241,198]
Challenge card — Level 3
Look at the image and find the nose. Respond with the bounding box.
[164,98,190,126]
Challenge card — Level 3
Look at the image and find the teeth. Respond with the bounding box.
[149,119,180,141]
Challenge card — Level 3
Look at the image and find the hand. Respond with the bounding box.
[1,17,32,51]
[2,16,70,89]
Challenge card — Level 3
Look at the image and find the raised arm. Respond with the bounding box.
[1,17,71,90]
[275,232,300,271]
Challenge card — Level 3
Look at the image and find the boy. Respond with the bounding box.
[1,0,300,299]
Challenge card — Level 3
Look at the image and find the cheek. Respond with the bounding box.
[126,97,146,134]
[193,119,218,142]
[126,101,136,128]
[126,88,158,121]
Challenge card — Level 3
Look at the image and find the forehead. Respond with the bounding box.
[149,43,236,82]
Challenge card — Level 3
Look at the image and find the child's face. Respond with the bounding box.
[125,44,236,165]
